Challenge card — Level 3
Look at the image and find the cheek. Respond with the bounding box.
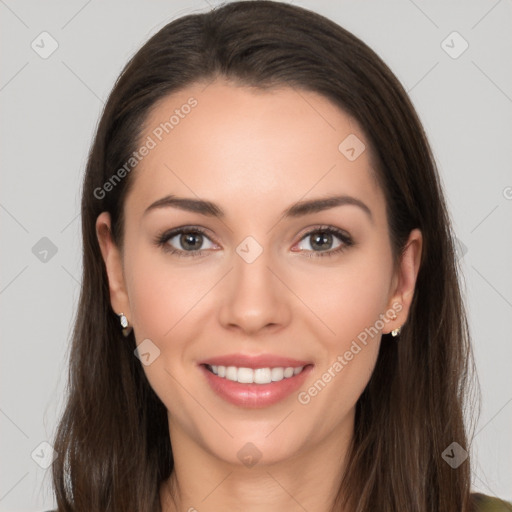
[295,261,390,425]
[125,248,212,340]
[123,251,206,409]
[293,245,392,401]
[298,252,394,346]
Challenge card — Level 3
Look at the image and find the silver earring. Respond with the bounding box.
[391,326,401,337]
[118,313,132,337]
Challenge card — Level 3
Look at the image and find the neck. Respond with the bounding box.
[159,412,354,512]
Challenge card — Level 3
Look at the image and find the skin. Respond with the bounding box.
[96,79,422,512]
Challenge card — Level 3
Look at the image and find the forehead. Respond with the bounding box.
[125,79,384,221]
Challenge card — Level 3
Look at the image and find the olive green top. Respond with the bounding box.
[472,492,512,511]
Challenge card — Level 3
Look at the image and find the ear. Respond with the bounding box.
[96,212,131,321]
[383,228,423,334]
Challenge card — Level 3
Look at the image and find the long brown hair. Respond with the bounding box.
[51,2,478,510]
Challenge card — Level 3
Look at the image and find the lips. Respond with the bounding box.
[198,353,314,408]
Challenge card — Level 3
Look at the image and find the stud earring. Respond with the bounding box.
[391,326,401,337]
[117,313,133,337]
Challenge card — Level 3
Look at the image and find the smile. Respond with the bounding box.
[200,362,313,408]
[206,364,305,384]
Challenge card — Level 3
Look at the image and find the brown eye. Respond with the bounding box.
[176,232,205,251]
[155,227,216,257]
[294,226,353,258]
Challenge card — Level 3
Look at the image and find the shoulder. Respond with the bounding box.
[471,493,512,511]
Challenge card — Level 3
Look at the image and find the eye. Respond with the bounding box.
[293,226,353,258]
[154,225,354,259]
[155,226,217,257]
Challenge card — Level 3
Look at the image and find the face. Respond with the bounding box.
[97,79,421,468]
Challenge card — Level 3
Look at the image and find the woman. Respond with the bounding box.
[48,1,511,511]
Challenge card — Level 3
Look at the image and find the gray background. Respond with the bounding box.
[1,0,511,510]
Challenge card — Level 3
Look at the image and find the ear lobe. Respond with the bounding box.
[95,212,131,319]
[383,228,423,334]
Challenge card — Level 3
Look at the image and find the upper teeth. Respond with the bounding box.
[209,365,304,384]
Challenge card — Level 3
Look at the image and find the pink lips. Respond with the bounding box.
[198,353,314,408]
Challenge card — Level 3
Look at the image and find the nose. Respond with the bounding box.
[218,245,292,336]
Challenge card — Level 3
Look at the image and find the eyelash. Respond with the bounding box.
[154,225,354,259]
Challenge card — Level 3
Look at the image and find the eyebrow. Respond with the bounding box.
[144,194,373,223]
